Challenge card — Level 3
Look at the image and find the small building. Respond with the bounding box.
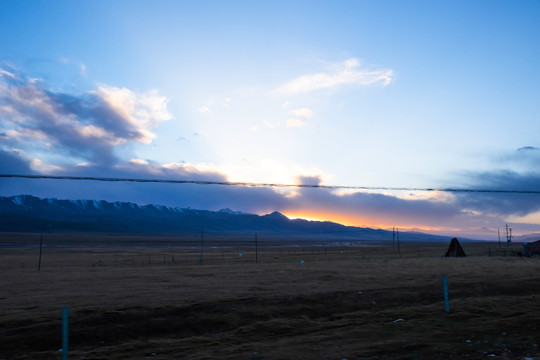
[523,240,540,257]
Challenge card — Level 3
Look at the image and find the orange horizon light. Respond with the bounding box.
[282,210,444,233]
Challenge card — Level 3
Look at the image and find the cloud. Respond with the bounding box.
[0,149,34,174]
[263,120,277,129]
[3,148,540,238]
[296,174,322,186]
[0,153,291,215]
[197,97,231,114]
[286,108,312,127]
[290,108,312,120]
[286,119,307,128]
[517,146,539,152]
[0,68,171,165]
[275,58,393,95]
[198,106,211,113]
[453,170,540,216]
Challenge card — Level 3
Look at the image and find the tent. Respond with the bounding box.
[523,240,540,257]
[445,238,466,257]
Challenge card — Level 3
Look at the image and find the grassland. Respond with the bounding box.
[1,233,539,359]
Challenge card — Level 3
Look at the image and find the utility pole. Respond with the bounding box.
[506,224,512,246]
[498,228,501,248]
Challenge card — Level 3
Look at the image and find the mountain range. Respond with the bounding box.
[0,195,452,242]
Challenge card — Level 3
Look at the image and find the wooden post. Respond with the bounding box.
[442,275,449,313]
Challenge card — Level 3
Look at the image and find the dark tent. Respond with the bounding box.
[445,238,466,257]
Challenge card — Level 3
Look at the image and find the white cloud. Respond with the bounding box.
[198,105,211,113]
[263,120,277,128]
[198,97,231,114]
[287,118,307,128]
[286,108,312,128]
[29,158,64,173]
[275,58,393,95]
[95,86,171,144]
[290,108,313,120]
[0,69,15,79]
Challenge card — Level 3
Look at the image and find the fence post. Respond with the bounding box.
[442,275,449,313]
[199,231,204,264]
[62,306,69,360]
[255,233,258,264]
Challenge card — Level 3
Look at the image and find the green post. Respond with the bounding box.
[199,231,204,264]
[62,306,69,360]
[442,275,449,313]
[37,235,43,272]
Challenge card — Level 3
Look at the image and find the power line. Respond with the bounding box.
[1,174,539,194]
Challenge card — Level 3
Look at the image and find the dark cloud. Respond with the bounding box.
[517,146,539,152]
[2,156,540,238]
[0,158,289,214]
[453,170,540,216]
[0,149,34,174]
[296,174,322,186]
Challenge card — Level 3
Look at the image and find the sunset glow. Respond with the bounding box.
[283,210,444,234]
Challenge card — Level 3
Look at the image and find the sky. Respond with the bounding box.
[1,0,539,239]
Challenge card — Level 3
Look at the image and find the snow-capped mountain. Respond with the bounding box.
[0,195,450,241]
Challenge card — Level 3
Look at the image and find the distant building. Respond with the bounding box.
[523,240,540,257]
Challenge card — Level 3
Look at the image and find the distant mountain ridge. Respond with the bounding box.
[0,195,451,241]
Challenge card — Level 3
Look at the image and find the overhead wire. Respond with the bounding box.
[1,174,539,194]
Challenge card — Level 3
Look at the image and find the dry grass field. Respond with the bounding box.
[1,233,539,360]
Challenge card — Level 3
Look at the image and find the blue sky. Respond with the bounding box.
[1,0,539,239]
